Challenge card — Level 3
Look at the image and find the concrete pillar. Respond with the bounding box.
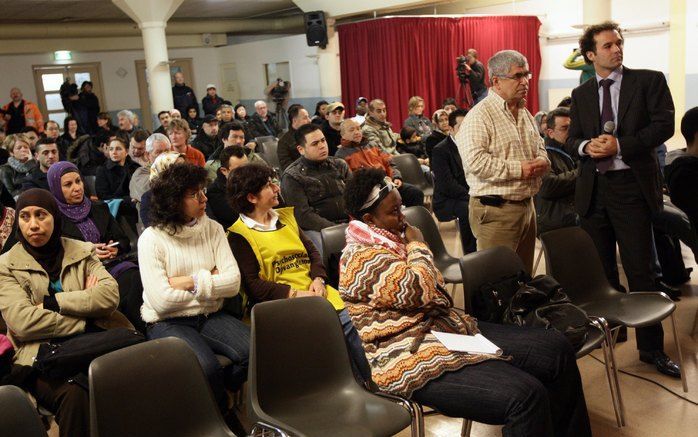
[582,0,611,25]
[112,0,184,117]
[667,0,687,149]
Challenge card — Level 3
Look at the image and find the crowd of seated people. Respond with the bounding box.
[1,67,697,437]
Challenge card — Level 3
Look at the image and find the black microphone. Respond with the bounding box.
[603,121,615,135]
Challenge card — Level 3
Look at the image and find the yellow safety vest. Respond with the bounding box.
[228,207,344,310]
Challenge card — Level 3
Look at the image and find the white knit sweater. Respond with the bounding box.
[138,216,241,323]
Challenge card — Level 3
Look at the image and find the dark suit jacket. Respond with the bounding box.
[565,67,674,216]
[432,136,470,208]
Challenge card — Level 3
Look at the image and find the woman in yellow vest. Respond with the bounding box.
[226,163,371,384]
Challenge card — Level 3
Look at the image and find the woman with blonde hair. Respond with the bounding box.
[0,134,36,197]
[403,95,433,138]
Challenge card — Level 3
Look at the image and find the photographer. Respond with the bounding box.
[467,49,488,103]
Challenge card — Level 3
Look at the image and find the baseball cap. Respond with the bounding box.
[356,96,368,105]
[326,102,345,113]
[203,114,218,123]
[206,84,217,90]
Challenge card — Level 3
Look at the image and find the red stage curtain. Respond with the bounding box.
[338,16,542,129]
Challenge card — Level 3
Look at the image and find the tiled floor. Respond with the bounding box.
[49,221,698,437]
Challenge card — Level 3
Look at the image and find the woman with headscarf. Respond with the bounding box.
[339,168,591,437]
[0,189,129,437]
[425,109,450,162]
[139,152,185,228]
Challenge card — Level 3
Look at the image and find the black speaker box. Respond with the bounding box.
[304,11,328,49]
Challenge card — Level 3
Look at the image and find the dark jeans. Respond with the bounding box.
[398,182,425,207]
[412,322,591,437]
[29,375,89,437]
[147,312,250,411]
[434,198,477,254]
[337,309,372,384]
[580,170,663,352]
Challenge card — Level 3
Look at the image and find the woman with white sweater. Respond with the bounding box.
[137,162,249,434]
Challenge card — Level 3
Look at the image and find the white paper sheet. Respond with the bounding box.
[431,331,503,356]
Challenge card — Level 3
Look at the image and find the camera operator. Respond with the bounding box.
[467,49,488,104]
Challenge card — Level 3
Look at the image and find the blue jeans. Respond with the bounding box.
[147,311,250,410]
[338,308,372,385]
[412,322,591,437]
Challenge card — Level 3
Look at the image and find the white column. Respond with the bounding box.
[318,23,342,100]
[112,0,184,119]
[140,21,174,114]
[582,0,611,25]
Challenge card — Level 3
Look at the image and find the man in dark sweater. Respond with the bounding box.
[281,124,350,252]
[321,102,344,156]
[191,115,221,160]
[22,138,59,191]
[535,107,578,234]
[277,105,311,171]
[206,145,247,229]
[201,84,224,116]
[247,100,280,138]
[665,107,698,229]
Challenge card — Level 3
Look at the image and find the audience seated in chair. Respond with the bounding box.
[425,109,450,162]
[339,168,591,437]
[226,163,371,383]
[321,101,344,156]
[94,136,140,229]
[0,189,131,437]
[362,99,400,156]
[206,145,246,229]
[66,130,109,177]
[665,107,698,229]
[280,123,351,253]
[277,104,311,171]
[128,129,150,168]
[431,108,477,253]
[137,162,249,435]
[403,95,434,140]
[191,115,221,160]
[206,121,265,183]
[139,152,184,228]
[166,118,205,167]
[0,133,35,198]
[21,138,59,192]
[336,119,424,207]
[128,133,172,205]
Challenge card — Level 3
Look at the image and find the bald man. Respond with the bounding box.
[171,72,198,115]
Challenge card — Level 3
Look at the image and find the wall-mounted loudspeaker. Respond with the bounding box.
[304,11,328,49]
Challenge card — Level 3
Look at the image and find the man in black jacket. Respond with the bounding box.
[277,104,310,171]
[665,107,698,229]
[172,72,198,116]
[191,115,221,160]
[566,21,679,377]
[535,107,578,234]
[201,84,224,116]
[247,100,280,138]
[432,109,476,253]
[22,138,59,191]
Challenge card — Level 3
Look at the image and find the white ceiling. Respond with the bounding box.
[1,0,300,23]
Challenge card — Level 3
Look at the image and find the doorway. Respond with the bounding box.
[135,58,195,132]
[32,63,105,132]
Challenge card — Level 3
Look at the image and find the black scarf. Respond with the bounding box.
[16,189,64,281]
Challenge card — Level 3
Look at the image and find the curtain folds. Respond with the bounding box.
[338,16,542,129]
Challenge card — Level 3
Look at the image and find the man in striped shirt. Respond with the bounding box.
[456,50,550,272]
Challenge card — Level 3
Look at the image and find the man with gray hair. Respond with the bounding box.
[129,133,172,203]
[456,49,550,272]
[247,99,280,138]
[117,109,138,137]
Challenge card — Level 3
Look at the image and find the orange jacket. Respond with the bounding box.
[2,100,44,133]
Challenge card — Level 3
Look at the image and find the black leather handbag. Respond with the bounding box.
[33,327,145,379]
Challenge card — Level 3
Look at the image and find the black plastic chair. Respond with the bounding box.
[403,206,462,293]
[257,139,280,172]
[540,227,688,396]
[249,298,414,437]
[459,245,624,427]
[89,337,236,437]
[0,385,48,437]
[320,223,349,289]
[391,154,434,199]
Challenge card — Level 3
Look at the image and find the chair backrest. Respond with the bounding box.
[254,136,276,153]
[403,206,452,264]
[539,227,618,304]
[258,143,280,171]
[459,246,526,313]
[0,385,48,437]
[84,175,97,198]
[391,154,431,190]
[321,223,349,289]
[89,337,234,437]
[249,299,357,428]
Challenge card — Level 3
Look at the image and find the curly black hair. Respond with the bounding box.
[149,163,209,232]
[343,168,388,220]
[579,21,622,64]
[226,163,276,215]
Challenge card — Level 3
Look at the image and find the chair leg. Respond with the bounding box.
[599,330,623,427]
[532,246,543,275]
[461,419,472,437]
[602,322,626,426]
[669,313,689,393]
[411,401,425,437]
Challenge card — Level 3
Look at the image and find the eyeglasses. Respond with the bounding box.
[498,72,533,81]
[185,188,207,201]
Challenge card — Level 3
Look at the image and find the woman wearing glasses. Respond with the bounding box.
[226,163,372,384]
[137,162,249,435]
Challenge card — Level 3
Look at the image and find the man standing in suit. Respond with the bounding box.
[566,21,680,377]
